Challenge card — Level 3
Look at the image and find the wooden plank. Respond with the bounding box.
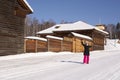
[62,40,72,52]
[26,40,36,52]
[37,40,47,52]
[48,39,62,52]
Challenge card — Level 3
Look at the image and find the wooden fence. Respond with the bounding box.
[24,37,47,53]
[62,40,72,52]
[47,35,63,52]
[24,34,93,53]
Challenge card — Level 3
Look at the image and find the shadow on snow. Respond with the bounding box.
[61,61,83,64]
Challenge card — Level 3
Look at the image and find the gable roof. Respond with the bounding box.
[18,0,33,13]
[37,24,69,34]
[54,21,94,32]
[37,21,108,35]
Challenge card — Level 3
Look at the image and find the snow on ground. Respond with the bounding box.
[0,39,120,80]
[0,52,73,61]
[105,39,120,50]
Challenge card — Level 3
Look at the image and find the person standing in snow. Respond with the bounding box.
[81,40,92,64]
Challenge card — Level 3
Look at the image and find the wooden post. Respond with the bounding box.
[35,40,37,53]
[61,40,63,51]
[74,38,76,53]
[24,39,26,53]
[47,39,49,51]
[72,38,74,52]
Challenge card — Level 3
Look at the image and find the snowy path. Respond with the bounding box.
[0,50,120,80]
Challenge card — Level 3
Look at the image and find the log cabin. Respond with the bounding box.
[37,21,108,52]
[63,32,93,52]
[0,0,33,55]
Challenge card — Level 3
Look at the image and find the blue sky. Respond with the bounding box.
[27,0,120,25]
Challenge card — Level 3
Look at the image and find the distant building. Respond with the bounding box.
[96,24,106,31]
[0,0,33,56]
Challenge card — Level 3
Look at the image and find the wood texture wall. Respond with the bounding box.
[77,30,105,51]
[72,38,83,52]
[25,40,36,52]
[25,39,47,53]
[37,40,47,52]
[62,37,72,52]
[0,0,25,55]
[92,31,105,50]
[48,39,62,52]
[64,37,93,53]
[62,41,72,52]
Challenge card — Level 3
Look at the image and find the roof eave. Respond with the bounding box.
[94,28,109,35]
[53,29,93,33]
[19,0,33,14]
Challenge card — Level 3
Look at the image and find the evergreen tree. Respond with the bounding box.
[116,22,120,39]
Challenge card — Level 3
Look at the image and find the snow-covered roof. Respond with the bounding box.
[37,25,58,34]
[22,0,33,13]
[25,36,47,41]
[54,21,95,31]
[71,32,93,41]
[37,24,68,34]
[46,35,63,40]
[37,21,108,35]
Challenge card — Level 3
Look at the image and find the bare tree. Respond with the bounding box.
[40,19,56,30]
[106,24,116,39]
[24,16,56,37]
[24,16,32,37]
[31,17,39,36]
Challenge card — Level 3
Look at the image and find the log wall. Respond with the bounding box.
[73,38,83,52]
[92,31,105,50]
[62,41,72,52]
[0,0,25,55]
[73,37,92,53]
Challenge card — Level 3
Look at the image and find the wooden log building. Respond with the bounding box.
[0,0,33,55]
[70,32,93,52]
[37,21,108,52]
